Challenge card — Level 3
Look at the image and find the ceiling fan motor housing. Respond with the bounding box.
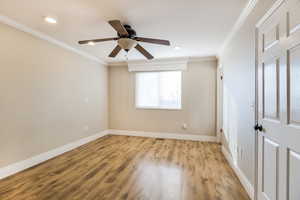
[119,25,136,38]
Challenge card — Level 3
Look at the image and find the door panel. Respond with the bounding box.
[289,46,300,125]
[257,1,300,200]
[263,138,279,200]
[287,150,300,200]
[263,59,280,120]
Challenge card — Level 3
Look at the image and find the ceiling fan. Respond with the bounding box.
[78,20,171,60]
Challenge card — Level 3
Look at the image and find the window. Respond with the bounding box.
[135,71,182,109]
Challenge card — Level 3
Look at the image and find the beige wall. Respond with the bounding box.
[219,0,277,185]
[108,60,217,136]
[0,22,108,168]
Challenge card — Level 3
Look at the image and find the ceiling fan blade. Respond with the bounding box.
[108,20,129,36]
[135,44,154,60]
[109,45,122,58]
[78,37,118,44]
[134,37,170,46]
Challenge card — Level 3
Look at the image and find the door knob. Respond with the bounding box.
[254,124,263,132]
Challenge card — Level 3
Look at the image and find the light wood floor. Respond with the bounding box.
[0,135,250,200]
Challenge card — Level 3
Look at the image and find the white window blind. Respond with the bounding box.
[135,71,182,109]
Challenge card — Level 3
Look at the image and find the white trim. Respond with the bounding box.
[0,129,217,180]
[135,107,182,111]
[188,56,217,62]
[108,61,128,66]
[135,106,182,110]
[254,28,259,200]
[107,129,218,142]
[128,57,188,72]
[108,56,217,66]
[218,0,259,55]
[222,146,255,200]
[255,0,285,28]
[0,15,106,65]
[254,2,285,199]
[0,130,108,180]
[216,67,223,143]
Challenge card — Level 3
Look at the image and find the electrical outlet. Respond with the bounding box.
[84,126,89,131]
[182,123,187,130]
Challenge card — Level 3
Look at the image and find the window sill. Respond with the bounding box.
[135,106,182,111]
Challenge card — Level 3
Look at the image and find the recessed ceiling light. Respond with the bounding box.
[44,17,57,24]
[174,46,181,50]
[87,41,95,46]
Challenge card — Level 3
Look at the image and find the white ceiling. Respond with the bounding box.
[0,0,248,63]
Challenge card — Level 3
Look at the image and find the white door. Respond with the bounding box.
[257,0,300,200]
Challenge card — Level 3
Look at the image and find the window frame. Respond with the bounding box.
[134,71,183,110]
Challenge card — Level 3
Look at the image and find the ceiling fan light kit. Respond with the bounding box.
[78,20,171,60]
[87,41,95,46]
[118,38,137,51]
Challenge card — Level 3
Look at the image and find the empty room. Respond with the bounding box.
[0,0,299,199]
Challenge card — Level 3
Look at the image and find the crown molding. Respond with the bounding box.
[0,15,107,65]
[218,0,259,56]
[188,56,217,62]
[129,57,189,65]
[107,56,217,66]
[108,61,128,66]
[128,57,189,72]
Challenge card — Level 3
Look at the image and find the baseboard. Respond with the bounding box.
[0,129,217,180]
[107,129,218,142]
[221,146,254,200]
[0,130,108,180]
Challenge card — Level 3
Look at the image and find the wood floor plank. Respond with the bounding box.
[0,135,250,200]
